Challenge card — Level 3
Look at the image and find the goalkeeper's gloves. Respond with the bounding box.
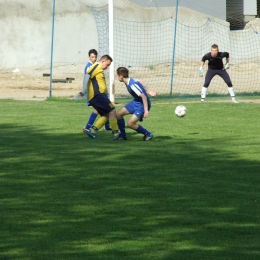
[224,63,230,70]
[198,66,203,76]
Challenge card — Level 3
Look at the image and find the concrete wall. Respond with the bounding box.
[0,0,100,69]
[113,13,230,67]
[129,0,226,20]
[2,0,256,70]
[226,0,257,24]
[112,1,230,66]
[1,0,227,69]
[244,0,257,15]
[244,0,257,21]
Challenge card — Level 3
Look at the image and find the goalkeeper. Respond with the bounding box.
[198,44,238,103]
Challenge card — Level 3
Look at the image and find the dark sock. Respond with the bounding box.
[104,121,111,130]
[85,112,98,129]
[117,118,126,137]
[136,125,150,135]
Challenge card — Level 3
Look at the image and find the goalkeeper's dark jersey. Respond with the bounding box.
[201,52,229,70]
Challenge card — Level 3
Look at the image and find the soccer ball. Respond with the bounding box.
[174,105,187,117]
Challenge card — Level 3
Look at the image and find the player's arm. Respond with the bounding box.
[199,53,207,75]
[105,84,109,96]
[225,56,230,70]
[140,93,149,118]
[198,61,205,75]
[139,80,157,97]
[79,73,90,97]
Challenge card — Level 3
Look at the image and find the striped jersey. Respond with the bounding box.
[87,62,107,101]
[84,61,93,74]
[125,78,151,107]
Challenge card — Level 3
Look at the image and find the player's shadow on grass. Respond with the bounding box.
[1,123,260,260]
[150,135,174,141]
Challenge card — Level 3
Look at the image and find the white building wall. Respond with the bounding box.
[0,0,100,69]
[244,0,257,15]
[129,0,226,21]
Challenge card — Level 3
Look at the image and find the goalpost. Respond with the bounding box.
[108,0,115,103]
[49,0,56,98]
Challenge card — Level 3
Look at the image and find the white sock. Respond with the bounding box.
[228,87,235,98]
[201,87,208,99]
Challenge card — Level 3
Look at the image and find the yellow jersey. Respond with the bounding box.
[87,62,107,101]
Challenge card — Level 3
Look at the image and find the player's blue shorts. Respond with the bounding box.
[89,94,115,116]
[125,100,150,118]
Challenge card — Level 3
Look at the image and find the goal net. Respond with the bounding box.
[88,0,260,98]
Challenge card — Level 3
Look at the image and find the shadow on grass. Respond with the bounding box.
[0,123,260,260]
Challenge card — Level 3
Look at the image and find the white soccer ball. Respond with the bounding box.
[175,105,187,117]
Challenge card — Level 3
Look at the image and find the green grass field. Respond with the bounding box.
[1,97,260,259]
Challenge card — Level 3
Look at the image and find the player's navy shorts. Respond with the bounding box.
[204,68,233,88]
[89,94,115,116]
[125,100,151,118]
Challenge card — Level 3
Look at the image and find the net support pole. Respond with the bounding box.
[170,0,179,95]
[49,0,56,98]
[108,0,115,103]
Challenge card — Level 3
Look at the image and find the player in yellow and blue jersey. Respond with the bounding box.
[80,55,119,140]
[115,67,157,141]
[82,49,111,132]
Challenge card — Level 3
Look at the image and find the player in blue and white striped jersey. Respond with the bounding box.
[115,67,157,141]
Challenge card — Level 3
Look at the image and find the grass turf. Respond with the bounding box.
[0,98,260,259]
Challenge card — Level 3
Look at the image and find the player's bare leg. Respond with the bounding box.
[127,114,139,131]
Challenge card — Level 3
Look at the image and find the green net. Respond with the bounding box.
[88,0,260,97]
